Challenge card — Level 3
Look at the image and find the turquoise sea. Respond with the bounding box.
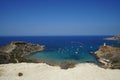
[0,36,120,63]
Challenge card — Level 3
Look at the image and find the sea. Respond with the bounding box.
[0,36,120,64]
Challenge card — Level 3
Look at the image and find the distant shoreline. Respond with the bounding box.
[0,35,113,37]
[104,35,120,40]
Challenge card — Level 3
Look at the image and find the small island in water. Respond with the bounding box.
[104,35,120,40]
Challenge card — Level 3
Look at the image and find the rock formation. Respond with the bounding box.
[95,45,120,69]
[0,41,45,64]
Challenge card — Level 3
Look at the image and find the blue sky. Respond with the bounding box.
[0,0,120,36]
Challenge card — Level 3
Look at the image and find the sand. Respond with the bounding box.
[0,63,120,80]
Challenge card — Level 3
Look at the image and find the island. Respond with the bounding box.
[104,35,120,40]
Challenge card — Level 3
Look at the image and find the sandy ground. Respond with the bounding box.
[0,63,120,80]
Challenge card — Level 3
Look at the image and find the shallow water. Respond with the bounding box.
[0,36,119,64]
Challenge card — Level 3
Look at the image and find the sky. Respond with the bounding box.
[0,0,120,36]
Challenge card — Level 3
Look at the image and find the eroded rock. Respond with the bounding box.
[95,46,120,69]
[0,41,45,64]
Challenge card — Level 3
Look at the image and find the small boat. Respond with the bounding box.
[80,45,83,48]
[90,51,94,54]
[90,46,93,48]
[75,52,78,54]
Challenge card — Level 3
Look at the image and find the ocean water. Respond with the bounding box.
[0,36,120,63]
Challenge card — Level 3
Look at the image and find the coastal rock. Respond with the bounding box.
[0,41,45,64]
[95,45,120,69]
[0,51,10,64]
[104,35,120,40]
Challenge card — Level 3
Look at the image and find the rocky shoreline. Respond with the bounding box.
[104,35,120,40]
[0,41,45,64]
[95,45,120,69]
[0,41,77,69]
[0,41,120,69]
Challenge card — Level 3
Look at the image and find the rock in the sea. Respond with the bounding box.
[0,41,45,64]
[95,45,120,69]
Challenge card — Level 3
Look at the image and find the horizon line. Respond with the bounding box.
[0,34,116,37]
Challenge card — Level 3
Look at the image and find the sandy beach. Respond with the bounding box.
[0,63,120,80]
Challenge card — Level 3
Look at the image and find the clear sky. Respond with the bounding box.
[0,0,120,36]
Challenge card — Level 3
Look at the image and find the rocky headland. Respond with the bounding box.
[0,41,80,69]
[95,45,120,69]
[0,41,45,64]
[104,35,120,40]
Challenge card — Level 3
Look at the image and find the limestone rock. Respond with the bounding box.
[0,41,45,64]
[95,46,120,69]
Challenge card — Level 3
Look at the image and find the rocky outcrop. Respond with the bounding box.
[104,35,120,40]
[95,45,120,69]
[0,41,45,64]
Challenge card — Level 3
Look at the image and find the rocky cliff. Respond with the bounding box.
[0,41,45,64]
[95,45,120,69]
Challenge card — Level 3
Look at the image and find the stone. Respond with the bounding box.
[95,45,120,69]
[18,72,23,77]
[0,41,45,64]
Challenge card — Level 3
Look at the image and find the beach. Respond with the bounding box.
[0,63,120,80]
